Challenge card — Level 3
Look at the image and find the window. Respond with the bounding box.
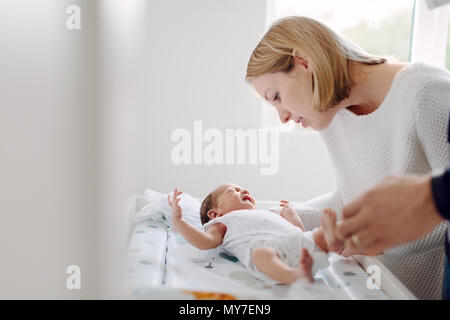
[411,0,449,67]
[263,0,416,131]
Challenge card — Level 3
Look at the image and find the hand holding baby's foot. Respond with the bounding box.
[296,248,314,283]
[321,208,345,254]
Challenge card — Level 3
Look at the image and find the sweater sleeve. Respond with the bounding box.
[384,79,450,258]
[413,78,450,171]
[270,190,343,231]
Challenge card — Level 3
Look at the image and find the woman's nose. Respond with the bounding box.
[277,108,290,123]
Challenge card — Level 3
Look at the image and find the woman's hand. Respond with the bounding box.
[336,175,444,257]
[167,188,183,223]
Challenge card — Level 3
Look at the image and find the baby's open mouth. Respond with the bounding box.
[242,195,255,204]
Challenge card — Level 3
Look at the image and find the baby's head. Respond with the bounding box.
[200,183,256,225]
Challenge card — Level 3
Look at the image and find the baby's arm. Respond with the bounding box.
[277,201,340,254]
[277,200,305,231]
[168,188,226,250]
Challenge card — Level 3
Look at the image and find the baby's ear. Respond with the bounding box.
[207,209,218,220]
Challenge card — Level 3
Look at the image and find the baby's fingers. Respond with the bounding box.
[172,188,183,199]
[279,199,291,207]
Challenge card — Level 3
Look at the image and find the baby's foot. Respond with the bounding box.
[321,208,344,254]
[298,248,314,283]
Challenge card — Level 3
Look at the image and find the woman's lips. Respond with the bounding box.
[299,117,306,128]
[294,117,304,126]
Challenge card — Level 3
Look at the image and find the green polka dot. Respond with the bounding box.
[147,225,158,229]
[219,252,239,263]
[343,271,356,276]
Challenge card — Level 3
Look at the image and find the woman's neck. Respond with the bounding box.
[339,61,408,116]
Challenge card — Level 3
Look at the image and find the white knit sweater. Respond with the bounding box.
[292,62,450,300]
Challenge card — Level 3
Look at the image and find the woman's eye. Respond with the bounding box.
[274,93,280,102]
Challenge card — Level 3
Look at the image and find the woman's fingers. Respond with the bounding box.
[342,195,365,219]
[341,246,362,257]
[353,228,378,250]
[341,240,383,257]
[340,226,383,257]
[336,208,369,240]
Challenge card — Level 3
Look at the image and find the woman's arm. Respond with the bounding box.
[413,80,450,172]
[168,188,225,250]
[386,79,450,255]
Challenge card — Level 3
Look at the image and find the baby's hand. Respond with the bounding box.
[278,200,305,231]
[270,200,295,218]
[168,188,183,222]
[279,200,295,217]
[279,199,292,208]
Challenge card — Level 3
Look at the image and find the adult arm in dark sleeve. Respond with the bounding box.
[431,167,450,220]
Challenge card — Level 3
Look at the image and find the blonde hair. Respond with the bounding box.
[246,16,386,112]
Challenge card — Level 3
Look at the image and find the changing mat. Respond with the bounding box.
[125,189,413,300]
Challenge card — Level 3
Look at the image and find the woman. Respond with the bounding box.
[246,16,450,299]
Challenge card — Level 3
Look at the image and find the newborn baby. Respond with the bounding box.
[168,184,341,285]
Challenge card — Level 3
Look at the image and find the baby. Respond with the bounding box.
[168,184,342,285]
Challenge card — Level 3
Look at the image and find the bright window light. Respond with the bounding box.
[263,0,416,131]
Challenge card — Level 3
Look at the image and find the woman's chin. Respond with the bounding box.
[310,121,329,131]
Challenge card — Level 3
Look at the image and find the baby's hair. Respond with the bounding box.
[200,192,217,225]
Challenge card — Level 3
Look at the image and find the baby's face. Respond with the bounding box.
[213,184,255,216]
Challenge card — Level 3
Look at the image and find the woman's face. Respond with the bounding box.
[251,56,340,131]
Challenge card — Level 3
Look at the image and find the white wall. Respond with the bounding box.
[0,0,98,298]
[99,0,335,203]
[0,0,334,298]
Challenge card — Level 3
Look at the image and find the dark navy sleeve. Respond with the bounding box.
[431,111,450,220]
[431,167,450,220]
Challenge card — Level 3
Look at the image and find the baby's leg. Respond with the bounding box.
[319,209,344,254]
[251,247,314,285]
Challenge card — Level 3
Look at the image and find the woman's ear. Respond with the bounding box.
[291,49,311,71]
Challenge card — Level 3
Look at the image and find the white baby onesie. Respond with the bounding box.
[203,209,329,284]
